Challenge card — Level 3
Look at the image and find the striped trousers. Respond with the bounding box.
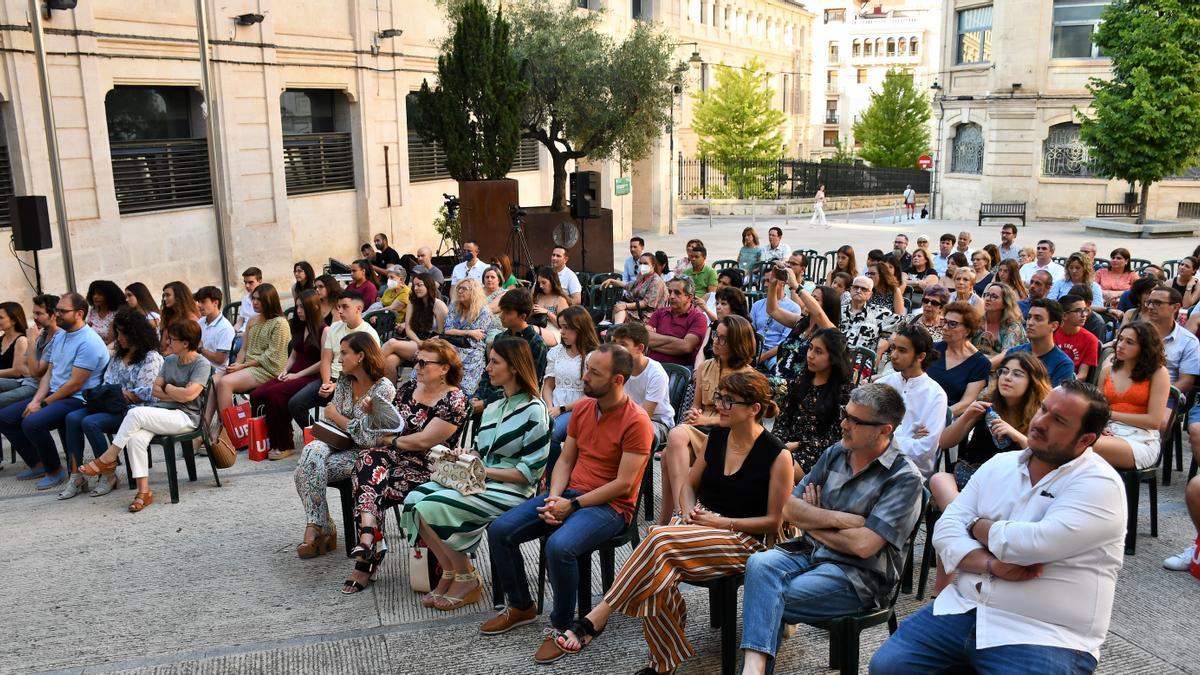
[604,522,766,672]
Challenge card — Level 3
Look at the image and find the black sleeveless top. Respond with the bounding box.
[698,427,784,520]
[0,336,16,371]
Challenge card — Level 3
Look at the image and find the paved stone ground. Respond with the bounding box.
[5,214,1200,675]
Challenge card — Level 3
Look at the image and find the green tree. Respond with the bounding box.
[691,58,786,198]
[1079,0,1200,223]
[828,138,856,165]
[411,0,528,181]
[508,1,678,211]
[851,69,931,168]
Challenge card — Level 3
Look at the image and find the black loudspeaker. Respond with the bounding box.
[11,196,52,252]
[569,171,601,219]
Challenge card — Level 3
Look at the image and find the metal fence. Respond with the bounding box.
[678,156,930,200]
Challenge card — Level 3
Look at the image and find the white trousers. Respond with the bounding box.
[811,202,826,225]
[113,407,195,479]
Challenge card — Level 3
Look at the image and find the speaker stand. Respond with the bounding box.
[577,216,588,272]
[32,249,43,294]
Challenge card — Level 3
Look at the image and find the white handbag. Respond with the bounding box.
[428,444,487,496]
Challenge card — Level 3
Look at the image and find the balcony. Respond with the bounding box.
[825,113,839,125]
[828,52,841,65]
[825,83,842,95]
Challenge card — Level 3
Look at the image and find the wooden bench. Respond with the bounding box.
[1096,202,1140,218]
[978,202,1026,227]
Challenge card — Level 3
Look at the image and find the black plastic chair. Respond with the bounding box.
[1164,391,1195,486]
[1120,386,1181,555]
[138,376,223,504]
[849,347,877,384]
[712,259,739,271]
[222,301,240,326]
[641,363,694,521]
[363,309,397,343]
[588,285,623,324]
[685,574,743,675]
[808,488,929,675]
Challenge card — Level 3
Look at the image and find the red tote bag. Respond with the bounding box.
[247,406,270,462]
[219,402,253,450]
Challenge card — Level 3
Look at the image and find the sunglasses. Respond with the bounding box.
[921,298,943,307]
[841,406,885,427]
[415,358,446,368]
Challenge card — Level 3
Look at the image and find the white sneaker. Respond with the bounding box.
[1163,544,1197,571]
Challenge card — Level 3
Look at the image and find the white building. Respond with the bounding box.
[806,0,942,159]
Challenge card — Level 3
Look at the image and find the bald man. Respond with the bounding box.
[411,246,445,285]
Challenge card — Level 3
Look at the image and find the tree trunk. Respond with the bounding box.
[1137,181,1150,224]
[551,155,568,212]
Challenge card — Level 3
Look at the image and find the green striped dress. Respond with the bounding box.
[401,392,550,552]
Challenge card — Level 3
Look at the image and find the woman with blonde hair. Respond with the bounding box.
[1049,253,1104,308]
[976,282,1027,363]
[443,278,492,397]
[552,371,790,674]
[657,314,757,524]
[402,337,550,611]
[949,266,981,310]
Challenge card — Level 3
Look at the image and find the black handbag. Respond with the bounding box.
[439,333,473,349]
[84,384,130,415]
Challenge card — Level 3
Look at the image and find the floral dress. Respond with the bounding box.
[446,306,493,397]
[771,379,852,473]
[972,320,1027,356]
[352,380,470,528]
[631,274,668,318]
[87,309,116,343]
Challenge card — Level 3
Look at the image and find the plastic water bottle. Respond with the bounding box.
[986,408,1012,449]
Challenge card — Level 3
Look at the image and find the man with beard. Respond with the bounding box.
[646,277,707,368]
[739,384,923,675]
[483,344,653,665]
[872,381,1124,675]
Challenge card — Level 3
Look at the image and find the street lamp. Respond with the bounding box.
[670,41,704,65]
[930,80,944,220]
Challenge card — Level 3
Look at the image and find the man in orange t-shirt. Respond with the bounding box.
[482,344,652,665]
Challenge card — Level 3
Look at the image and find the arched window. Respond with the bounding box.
[898,37,907,56]
[875,38,883,55]
[911,36,919,57]
[886,38,896,57]
[853,39,861,57]
[950,123,984,174]
[1042,123,1098,177]
[864,39,873,56]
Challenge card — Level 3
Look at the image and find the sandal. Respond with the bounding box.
[79,455,118,477]
[350,526,381,561]
[341,559,378,595]
[297,524,337,559]
[422,569,456,608]
[129,491,154,513]
[433,571,482,612]
[556,616,606,654]
[90,474,118,497]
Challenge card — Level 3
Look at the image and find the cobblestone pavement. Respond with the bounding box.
[6,215,1200,674]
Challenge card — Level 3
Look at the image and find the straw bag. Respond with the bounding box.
[429,444,486,495]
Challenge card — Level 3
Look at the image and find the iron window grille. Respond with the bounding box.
[950,123,984,175]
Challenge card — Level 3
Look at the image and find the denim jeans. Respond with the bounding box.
[740,547,866,659]
[63,408,125,469]
[869,605,1098,675]
[545,411,573,480]
[0,396,85,473]
[0,380,36,408]
[487,489,627,629]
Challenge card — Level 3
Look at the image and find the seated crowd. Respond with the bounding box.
[2,227,1199,675]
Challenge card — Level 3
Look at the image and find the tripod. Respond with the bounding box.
[505,208,536,283]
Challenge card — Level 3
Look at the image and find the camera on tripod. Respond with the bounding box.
[442,193,460,220]
[509,205,527,229]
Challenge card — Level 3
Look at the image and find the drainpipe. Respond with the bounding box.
[194,0,233,302]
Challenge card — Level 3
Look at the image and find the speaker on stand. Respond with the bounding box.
[10,196,52,294]
[569,171,600,271]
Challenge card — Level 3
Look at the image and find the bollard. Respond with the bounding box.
[708,199,713,229]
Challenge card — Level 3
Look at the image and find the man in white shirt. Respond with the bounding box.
[997,223,1020,262]
[608,322,675,447]
[622,237,644,285]
[874,324,947,477]
[1019,239,1066,283]
[195,286,234,371]
[871,381,1124,674]
[286,290,379,449]
[955,231,974,258]
[550,246,582,304]
[233,267,261,336]
[450,240,486,285]
[932,233,955,276]
[762,226,791,264]
[902,185,916,220]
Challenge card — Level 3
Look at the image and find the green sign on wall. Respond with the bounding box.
[614,177,631,196]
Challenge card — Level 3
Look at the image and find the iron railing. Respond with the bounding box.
[283,132,355,195]
[678,156,931,200]
[110,138,212,214]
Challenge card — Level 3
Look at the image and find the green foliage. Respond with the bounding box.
[691,58,786,199]
[828,138,857,165]
[431,205,461,251]
[508,1,679,210]
[1079,0,1200,223]
[851,69,931,168]
[411,0,528,182]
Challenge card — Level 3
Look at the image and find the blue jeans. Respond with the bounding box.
[0,396,85,473]
[63,409,125,469]
[740,547,866,659]
[0,380,36,408]
[487,489,627,629]
[870,605,1097,675]
[545,412,573,480]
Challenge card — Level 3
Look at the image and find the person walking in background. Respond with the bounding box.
[903,184,916,220]
[811,184,827,228]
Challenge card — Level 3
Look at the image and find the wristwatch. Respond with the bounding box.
[966,516,983,541]
[569,497,581,512]
[559,405,567,415]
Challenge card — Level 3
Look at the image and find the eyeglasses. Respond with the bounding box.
[415,358,446,368]
[1142,299,1168,308]
[922,298,943,308]
[712,393,754,410]
[850,285,872,293]
[841,406,885,427]
[942,319,962,329]
[1066,308,1089,316]
[714,334,728,345]
[981,292,1002,300]
[997,367,1028,379]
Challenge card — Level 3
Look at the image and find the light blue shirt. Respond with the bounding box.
[1047,279,1104,309]
[750,296,801,352]
[45,325,109,399]
[622,256,638,285]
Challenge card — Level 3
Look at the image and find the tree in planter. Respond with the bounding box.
[1078,0,1200,224]
[852,68,931,169]
[828,139,857,165]
[691,58,786,199]
[411,0,528,183]
[508,1,678,211]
